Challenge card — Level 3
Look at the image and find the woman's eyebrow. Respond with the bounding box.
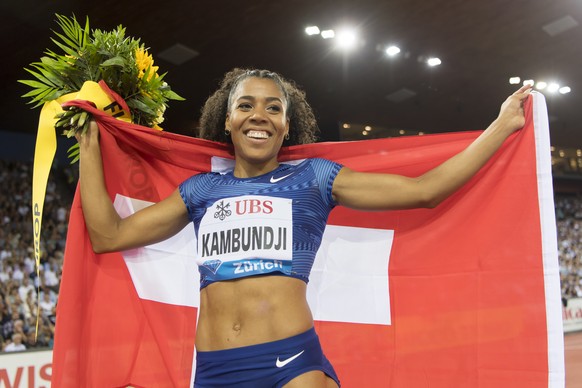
[236,95,283,103]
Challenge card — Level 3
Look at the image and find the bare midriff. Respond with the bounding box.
[195,275,313,351]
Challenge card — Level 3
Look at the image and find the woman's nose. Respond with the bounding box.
[250,110,267,122]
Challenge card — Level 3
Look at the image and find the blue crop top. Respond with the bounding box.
[179,158,343,289]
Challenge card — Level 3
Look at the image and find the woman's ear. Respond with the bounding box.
[225,113,231,131]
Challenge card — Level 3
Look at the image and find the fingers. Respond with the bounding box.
[75,120,99,145]
[88,120,99,133]
[513,84,533,98]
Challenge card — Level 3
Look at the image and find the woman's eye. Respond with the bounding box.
[238,103,252,110]
[267,105,281,112]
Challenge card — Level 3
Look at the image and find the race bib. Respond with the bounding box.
[197,196,293,272]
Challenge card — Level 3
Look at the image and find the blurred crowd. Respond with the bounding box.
[556,194,582,301]
[0,159,74,353]
[0,157,581,353]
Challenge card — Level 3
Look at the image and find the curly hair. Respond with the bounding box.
[198,68,319,145]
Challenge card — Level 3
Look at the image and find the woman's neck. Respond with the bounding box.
[232,159,279,178]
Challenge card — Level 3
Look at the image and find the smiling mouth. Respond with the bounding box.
[246,130,270,139]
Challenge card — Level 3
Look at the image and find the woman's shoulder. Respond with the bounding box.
[179,171,228,196]
[300,157,343,176]
[182,170,226,184]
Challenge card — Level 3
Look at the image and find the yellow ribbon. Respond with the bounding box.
[31,81,132,336]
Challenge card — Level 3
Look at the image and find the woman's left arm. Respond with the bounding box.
[332,85,532,211]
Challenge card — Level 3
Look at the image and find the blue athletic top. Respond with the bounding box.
[179,158,343,289]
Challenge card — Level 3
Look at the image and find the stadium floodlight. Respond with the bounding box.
[536,81,547,90]
[385,45,401,57]
[509,77,521,84]
[427,57,441,67]
[559,86,571,94]
[305,26,320,36]
[336,29,357,49]
[321,29,335,39]
[547,83,560,93]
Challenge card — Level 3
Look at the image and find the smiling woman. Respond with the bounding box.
[76,66,530,387]
[225,77,290,177]
[198,69,319,146]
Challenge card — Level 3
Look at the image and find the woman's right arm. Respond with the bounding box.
[78,121,190,253]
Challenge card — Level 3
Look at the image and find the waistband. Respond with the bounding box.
[196,327,318,362]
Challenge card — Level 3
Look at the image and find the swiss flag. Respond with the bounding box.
[52,93,564,387]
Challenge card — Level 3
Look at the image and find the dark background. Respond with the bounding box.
[2,0,581,148]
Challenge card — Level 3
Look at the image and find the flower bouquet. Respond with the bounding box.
[19,14,184,162]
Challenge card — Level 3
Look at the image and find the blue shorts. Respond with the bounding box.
[194,327,340,387]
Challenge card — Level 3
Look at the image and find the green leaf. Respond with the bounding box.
[30,63,65,85]
[67,143,80,164]
[52,32,80,54]
[22,68,56,87]
[165,90,185,101]
[127,98,156,115]
[55,14,87,50]
[101,56,126,67]
[34,67,66,87]
[39,56,63,67]
[26,88,56,107]
[18,79,50,89]
[20,87,50,98]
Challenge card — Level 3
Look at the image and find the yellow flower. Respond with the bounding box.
[135,48,159,81]
[153,104,166,127]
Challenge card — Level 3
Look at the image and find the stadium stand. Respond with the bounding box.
[556,194,582,302]
[0,158,76,352]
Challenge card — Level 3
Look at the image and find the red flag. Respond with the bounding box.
[52,93,564,387]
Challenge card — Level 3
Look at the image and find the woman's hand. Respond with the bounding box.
[75,120,100,151]
[494,85,532,135]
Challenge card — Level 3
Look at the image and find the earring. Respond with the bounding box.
[285,133,290,140]
[225,128,231,136]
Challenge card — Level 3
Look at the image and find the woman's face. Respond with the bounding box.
[225,77,289,173]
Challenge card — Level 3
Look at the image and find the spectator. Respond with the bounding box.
[39,291,56,318]
[4,332,26,352]
[12,263,24,282]
[18,276,36,302]
[43,263,59,292]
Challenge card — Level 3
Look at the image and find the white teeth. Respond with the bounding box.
[246,130,269,139]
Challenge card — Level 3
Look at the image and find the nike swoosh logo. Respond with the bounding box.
[276,350,305,368]
[270,173,293,183]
